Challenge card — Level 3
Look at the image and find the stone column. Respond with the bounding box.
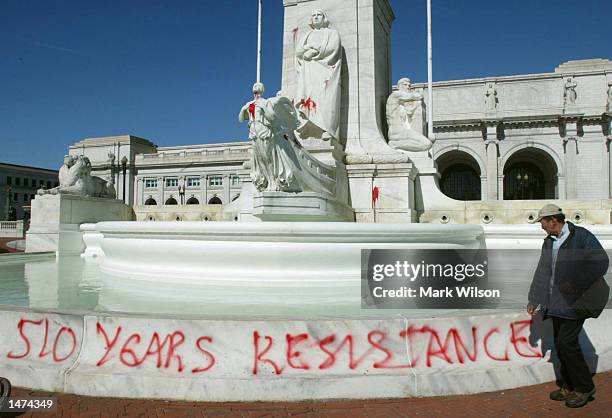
[158,176,164,205]
[223,174,230,204]
[497,175,505,201]
[135,178,142,205]
[484,139,499,200]
[480,176,487,200]
[557,175,567,199]
[563,137,578,199]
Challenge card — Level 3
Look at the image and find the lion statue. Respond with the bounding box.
[38,155,116,199]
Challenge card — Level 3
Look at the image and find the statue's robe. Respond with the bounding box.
[295,27,342,139]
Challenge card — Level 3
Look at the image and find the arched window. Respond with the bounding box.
[144,198,157,206]
[186,197,200,205]
[436,151,481,201]
[440,164,481,201]
[165,197,178,205]
[208,196,222,205]
[503,148,557,200]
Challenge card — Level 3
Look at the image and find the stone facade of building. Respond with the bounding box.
[0,163,59,221]
[423,59,612,203]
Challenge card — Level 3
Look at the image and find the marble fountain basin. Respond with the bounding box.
[0,221,611,402]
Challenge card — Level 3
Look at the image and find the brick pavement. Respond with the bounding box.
[5,371,611,417]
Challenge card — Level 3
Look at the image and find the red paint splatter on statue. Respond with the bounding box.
[248,103,256,119]
[302,98,316,113]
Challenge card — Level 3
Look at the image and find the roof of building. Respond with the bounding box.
[0,162,58,174]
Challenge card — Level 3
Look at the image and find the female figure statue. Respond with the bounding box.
[239,83,336,195]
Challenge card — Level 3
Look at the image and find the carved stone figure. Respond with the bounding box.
[485,82,498,111]
[294,9,341,140]
[386,78,433,152]
[564,77,577,106]
[607,81,612,112]
[38,155,116,198]
[239,83,335,195]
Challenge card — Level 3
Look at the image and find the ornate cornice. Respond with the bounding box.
[433,113,609,133]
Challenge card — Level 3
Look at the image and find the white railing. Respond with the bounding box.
[0,220,24,237]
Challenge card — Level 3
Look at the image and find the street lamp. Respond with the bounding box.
[516,171,530,199]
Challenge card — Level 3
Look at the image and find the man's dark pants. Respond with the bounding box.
[552,316,594,393]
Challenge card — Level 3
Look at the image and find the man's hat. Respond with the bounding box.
[536,204,564,221]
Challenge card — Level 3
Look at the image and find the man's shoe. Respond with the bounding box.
[565,388,596,408]
[549,387,571,401]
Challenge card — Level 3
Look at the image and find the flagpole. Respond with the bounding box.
[256,0,263,83]
[427,0,434,140]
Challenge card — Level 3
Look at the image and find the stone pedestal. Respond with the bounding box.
[252,191,354,222]
[347,163,418,223]
[26,194,134,254]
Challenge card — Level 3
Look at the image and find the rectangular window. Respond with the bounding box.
[165,178,179,188]
[15,177,21,186]
[23,194,28,202]
[24,178,29,187]
[231,175,241,186]
[30,194,35,200]
[13,193,18,201]
[186,177,201,187]
[39,180,44,187]
[54,182,59,187]
[144,178,158,189]
[6,176,12,185]
[208,176,222,187]
[46,181,52,189]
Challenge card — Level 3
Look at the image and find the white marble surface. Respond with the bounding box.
[347,163,418,223]
[91,221,484,304]
[1,306,611,401]
[26,194,134,254]
[252,191,355,222]
[0,308,83,392]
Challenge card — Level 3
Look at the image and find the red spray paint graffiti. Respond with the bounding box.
[5,317,543,376]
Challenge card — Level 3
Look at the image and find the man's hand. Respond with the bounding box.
[527,303,538,316]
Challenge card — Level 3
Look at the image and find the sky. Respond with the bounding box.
[1,0,611,169]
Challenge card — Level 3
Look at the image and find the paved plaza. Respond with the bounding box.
[8,371,611,417]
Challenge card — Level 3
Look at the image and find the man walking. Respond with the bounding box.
[528,204,609,408]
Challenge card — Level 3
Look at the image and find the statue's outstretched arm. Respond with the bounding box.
[238,104,250,123]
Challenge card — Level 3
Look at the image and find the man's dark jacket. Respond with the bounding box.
[528,222,609,318]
